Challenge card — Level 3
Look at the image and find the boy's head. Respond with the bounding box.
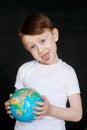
[19,13,54,38]
[19,13,59,65]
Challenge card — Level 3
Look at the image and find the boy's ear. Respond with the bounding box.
[53,28,59,42]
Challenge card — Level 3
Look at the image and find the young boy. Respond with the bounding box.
[5,12,82,130]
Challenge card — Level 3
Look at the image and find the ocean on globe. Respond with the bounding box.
[9,87,43,122]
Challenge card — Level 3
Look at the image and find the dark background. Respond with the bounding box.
[0,0,87,130]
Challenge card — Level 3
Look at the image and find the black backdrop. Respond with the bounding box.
[0,1,87,130]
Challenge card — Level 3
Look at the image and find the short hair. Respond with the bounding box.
[19,13,54,38]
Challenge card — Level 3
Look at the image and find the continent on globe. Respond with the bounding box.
[9,87,43,122]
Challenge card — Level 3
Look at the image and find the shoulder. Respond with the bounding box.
[59,59,74,70]
[17,60,37,74]
[20,60,37,68]
[59,59,76,74]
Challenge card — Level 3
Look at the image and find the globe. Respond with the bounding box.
[9,87,43,122]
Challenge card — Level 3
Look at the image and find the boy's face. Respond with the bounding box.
[21,28,59,65]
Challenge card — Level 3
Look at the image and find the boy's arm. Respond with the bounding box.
[33,93,82,122]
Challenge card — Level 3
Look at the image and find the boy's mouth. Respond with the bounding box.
[41,52,50,61]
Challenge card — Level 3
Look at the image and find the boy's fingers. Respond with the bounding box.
[10,114,14,119]
[7,110,11,115]
[9,93,13,97]
[5,101,9,105]
[5,106,10,110]
[35,101,44,106]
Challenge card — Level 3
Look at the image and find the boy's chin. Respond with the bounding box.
[39,61,49,65]
[39,60,52,65]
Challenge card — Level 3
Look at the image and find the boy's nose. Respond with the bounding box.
[37,45,44,53]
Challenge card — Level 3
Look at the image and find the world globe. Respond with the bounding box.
[9,87,43,122]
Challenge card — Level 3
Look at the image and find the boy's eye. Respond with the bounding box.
[40,39,45,45]
[30,45,36,49]
[41,39,45,43]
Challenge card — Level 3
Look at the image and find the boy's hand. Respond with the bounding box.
[33,95,52,119]
[4,94,14,119]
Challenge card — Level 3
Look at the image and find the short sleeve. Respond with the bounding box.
[14,67,24,89]
[65,68,80,96]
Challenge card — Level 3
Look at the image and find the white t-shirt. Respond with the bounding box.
[14,59,80,130]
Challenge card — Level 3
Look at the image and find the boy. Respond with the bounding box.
[5,12,82,130]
